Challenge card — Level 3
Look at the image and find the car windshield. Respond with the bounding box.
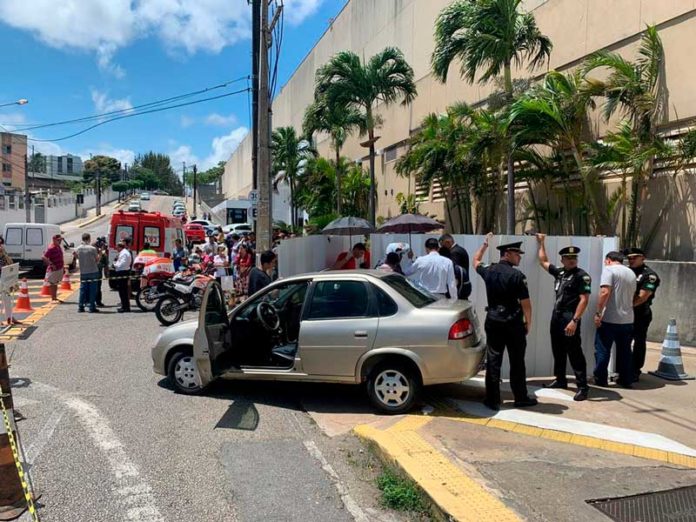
[381,274,437,308]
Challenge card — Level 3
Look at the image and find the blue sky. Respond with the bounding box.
[0,0,346,174]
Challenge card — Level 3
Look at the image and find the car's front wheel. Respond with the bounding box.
[167,351,204,395]
[367,362,421,414]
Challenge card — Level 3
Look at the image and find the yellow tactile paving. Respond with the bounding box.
[355,418,522,522]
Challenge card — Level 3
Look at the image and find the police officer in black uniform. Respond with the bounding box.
[626,247,660,382]
[537,235,591,401]
[474,234,537,411]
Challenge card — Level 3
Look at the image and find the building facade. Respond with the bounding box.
[0,132,27,190]
[222,0,696,259]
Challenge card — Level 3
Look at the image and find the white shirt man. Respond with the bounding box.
[403,238,457,299]
[113,245,133,271]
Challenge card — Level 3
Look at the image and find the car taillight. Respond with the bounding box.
[449,318,474,340]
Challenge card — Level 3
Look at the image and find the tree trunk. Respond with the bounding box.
[445,186,455,231]
[570,145,604,235]
[335,145,342,216]
[527,180,542,233]
[454,185,466,234]
[368,129,376,226]
[289,179,295,229]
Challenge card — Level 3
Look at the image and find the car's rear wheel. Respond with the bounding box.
[367,362,420,414]
[167,351,203,395]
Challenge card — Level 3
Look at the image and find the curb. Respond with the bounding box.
[76,196,132,229]
[354,417,521,522]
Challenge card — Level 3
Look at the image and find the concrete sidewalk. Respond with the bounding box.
[312,342,696,521]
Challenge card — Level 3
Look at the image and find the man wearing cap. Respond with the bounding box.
[42,234,65,303]
[626,247,660,382]
[537,235,591,401]
[473,234,537,410]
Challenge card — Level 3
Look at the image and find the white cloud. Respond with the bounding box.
[0,0,325,74]
[79,145,136,167]
[0,112,28,132]
[180,115,195,128]
[204,113,237,127]
[169,126,248,173]
[91,89,133,116]
[31,141,67,157]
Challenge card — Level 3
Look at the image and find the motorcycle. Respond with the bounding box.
[154,272,214,326]
[135,257,176,312]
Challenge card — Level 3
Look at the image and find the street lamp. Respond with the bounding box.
[0,98,29,108]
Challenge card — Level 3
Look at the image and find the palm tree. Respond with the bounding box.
[584,25,666,245]
[509,70,610,234]
[432,0,552,233]
[315,47,417,225]
[271,126,312,229]
[303,96,365,215]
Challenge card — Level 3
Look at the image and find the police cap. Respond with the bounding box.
[625,247,646,257]
[497,241,524,254]
[559,246,580,257]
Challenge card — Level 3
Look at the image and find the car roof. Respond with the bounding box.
[276,270,389,283]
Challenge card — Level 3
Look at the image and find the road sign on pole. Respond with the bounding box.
[248,190,259,203]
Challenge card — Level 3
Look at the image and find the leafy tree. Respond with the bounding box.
[184,161,226,192]
[340,163,371,218]
[272,127,313,228]
[83,155,121,188]
[303,96,365,214]
[28,152,46,173]
[431,0,552,233]
[584,25,666,245]
[315,47,417,225]
[130,165,160,190]
[133,152,183,195]
[111,181,130,202]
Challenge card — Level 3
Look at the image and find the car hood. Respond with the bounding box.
[160,317,198,343]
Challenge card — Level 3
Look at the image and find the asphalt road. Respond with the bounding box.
[7,196,399,522]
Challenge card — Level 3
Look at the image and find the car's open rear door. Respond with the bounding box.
[193,282,230,385]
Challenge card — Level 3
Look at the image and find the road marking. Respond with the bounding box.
[303,440,370,522]
[28,382,163,521]
[355,417,521,521]
[25,409,64,464]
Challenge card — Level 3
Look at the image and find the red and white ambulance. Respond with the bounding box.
[107,210,184,265]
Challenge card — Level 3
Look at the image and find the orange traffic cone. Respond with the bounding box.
[59,270,72,291]
[13,280,33,313]
[39,275,51,297]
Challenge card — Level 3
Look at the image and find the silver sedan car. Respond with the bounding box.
[152,271,485,413]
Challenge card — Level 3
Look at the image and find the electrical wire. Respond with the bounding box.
[29,88,250,143]
[5,76,250,132]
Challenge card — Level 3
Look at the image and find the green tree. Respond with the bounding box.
[431,0,552,233]
[130,165,160,190]
[83,155,121,188]
[315,47,417,225]
[584,25,666,245]
[133,152,183,195]
[340,163,371,218]
[510,70,609,234]
[296,156,337,220]
[272,127,313,228]
[111,181,130,202]
[28,152,46,173]
[303,96,365,214]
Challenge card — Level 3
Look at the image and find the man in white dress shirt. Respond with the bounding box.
[112,240,133,313]
[403,238,457,299]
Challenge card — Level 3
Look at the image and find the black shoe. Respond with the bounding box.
[544,379,568,389]
[482,399,500,411]
[97,302,106,307]
[89,309,100,313]
[117,308,130,313]
[514,397,538,408]
[593,376,609,387]
[573,388,589,401]
[78,308,85,313]
[617,381,633,389]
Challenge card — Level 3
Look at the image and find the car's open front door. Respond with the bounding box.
[193,282,230,385]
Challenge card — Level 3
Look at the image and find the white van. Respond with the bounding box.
[2,223,74,273]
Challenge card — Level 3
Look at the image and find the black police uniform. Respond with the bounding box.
[476,250,531,406]
[631,263,660,378]
[546,255,591,391]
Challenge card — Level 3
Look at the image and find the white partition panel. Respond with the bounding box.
[281,232,618,379]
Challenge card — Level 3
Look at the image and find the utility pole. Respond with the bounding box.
[256,0,274,251]
[182,161,187,204]
[24,152,31,222]
[96,171,102,216]
[251,0,260,192]
[192,164,197,218]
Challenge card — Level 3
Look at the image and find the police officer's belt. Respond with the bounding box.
[485,305,521,322]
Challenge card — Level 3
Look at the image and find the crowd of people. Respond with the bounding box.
[332,233,660,409]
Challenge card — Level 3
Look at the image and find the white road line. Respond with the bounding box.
[28,382,163,522]
[303,440,370,522]
[448,398,696,457]
[25,409,64,464]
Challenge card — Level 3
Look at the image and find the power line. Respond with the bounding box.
[5,76,250,132]
[29,88,250,143]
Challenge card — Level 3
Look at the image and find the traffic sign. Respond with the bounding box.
[251,207,258,220]
[248,190,258,202]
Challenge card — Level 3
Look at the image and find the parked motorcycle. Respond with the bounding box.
[154,273,214,325]
[135,257,176,312]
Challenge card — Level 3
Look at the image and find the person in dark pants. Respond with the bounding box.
[112,241,133,312]
[537,235,591,401]
[95,236,108,307]
[473,235,537,411]
[626,247,660,382]
[593,251,637,387]
[439,233,471,299]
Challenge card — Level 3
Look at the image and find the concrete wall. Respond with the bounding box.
[221,0,696,258]
[0,188,117,231]
[647,260,696,347]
